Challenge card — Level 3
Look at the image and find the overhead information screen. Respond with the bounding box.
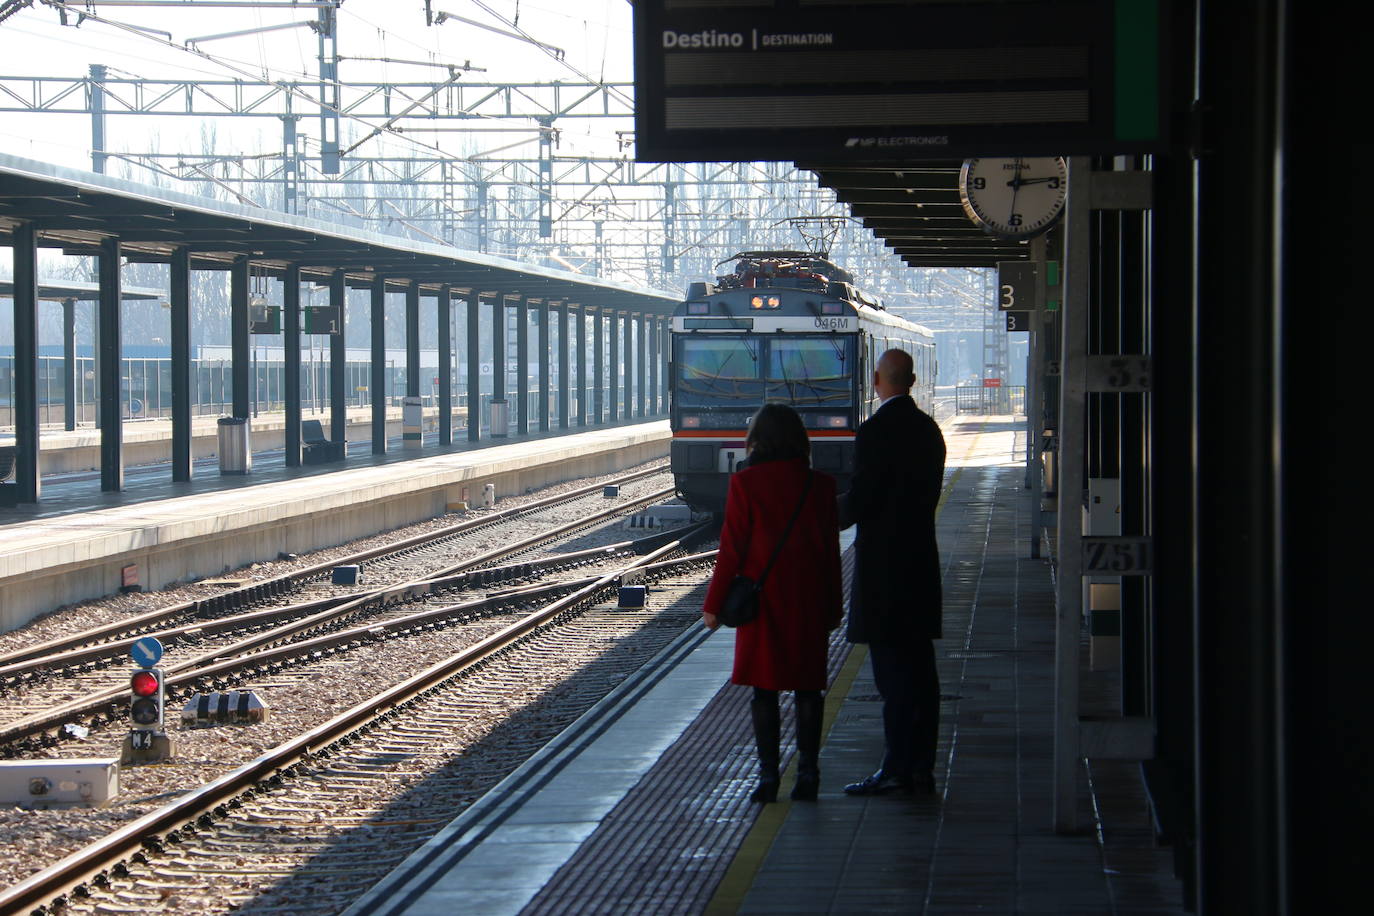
[633,0,1162,163]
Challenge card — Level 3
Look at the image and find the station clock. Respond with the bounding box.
[958,157,1068,239]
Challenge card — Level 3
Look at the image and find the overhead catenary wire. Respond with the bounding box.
[33,0,513,166]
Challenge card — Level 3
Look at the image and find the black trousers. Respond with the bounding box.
[868,639,940,777]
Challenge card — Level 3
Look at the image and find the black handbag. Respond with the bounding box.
[716,473,813,628]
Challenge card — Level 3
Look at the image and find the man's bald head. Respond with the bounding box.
[874,349,915,398]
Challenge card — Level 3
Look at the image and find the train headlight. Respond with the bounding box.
[749,296,781,310]
[820,415,848,428]
[750,295,764,309]
[687,301,709,315]
[821,301,844,315]
[681,415,702,428]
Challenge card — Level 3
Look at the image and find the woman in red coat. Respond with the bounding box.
[703,404,843,803]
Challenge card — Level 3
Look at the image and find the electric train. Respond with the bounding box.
[669,251,936,513]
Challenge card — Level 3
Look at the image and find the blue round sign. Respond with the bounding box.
[131,636,164,668]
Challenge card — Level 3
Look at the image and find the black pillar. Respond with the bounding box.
[538,300,551,432]
[170,247,192,482]
[648,314,660,415]
[577,305,588,426]
[517,297,530,435]
[593,307,604,424]
[438,284,453,446]
[1193,2,1291,909]
[491,294,506,437]
[637,313,647,418]
[370,275,387,454]
[608,311,619,422]
[62,297,76,432]
[329,270,347,450]
[1146,146,1198,906]
[557,301,570,430]
[492,294,506,404]
[284,264,302,468]
[466,291,482,442]
[406,280,420,398]
[99,237,123,492]
[230,256,250,420]
[11,222,40,502]
[626,311,634,420]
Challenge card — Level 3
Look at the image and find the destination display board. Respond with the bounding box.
[633,0,1163,163]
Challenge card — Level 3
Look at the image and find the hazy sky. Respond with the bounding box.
[0,1,635,167]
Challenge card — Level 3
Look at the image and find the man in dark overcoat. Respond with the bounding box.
[839,348,946,795]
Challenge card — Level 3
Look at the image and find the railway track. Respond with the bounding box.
[0,534,720,915]
[0,470,678,754]
[0,464,670,675]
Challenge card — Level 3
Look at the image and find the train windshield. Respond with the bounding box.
[676,337,765,407]
[766,337,853,407]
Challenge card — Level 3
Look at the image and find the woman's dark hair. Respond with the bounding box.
[745,403,810,464]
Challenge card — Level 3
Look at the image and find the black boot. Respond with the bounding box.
[791,690,823,801]
[750,688,781,803]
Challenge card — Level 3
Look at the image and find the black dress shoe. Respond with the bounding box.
[843,771,915,796]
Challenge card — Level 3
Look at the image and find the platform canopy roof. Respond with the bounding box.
[0,279,163,302]
[0,154,679,313]
[800,161,1034,269]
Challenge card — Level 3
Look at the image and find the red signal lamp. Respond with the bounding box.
[130,668,166,729]
[132,671,160,697]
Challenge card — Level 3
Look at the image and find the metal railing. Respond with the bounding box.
[1,356,665,432]
[954,385,1026,416]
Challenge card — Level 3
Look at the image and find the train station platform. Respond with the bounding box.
[0,405,429,475]
[0,420,670,632]
[348,417,1185,915]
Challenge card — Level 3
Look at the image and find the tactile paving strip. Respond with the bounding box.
[520,551,857,916]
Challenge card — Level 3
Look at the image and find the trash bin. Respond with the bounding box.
[490,399,509,438]
[403,396,423,450]
[217,417,252,475]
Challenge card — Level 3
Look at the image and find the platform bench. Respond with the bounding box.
[302,420,345,464]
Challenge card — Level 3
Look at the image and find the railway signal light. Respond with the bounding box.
[130,668,165,729]
[121,636,175,764]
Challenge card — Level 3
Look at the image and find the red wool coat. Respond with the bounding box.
[702,459,843,691]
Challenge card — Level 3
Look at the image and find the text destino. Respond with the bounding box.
[662,30,835,50]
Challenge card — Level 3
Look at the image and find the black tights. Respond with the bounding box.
[750,687,824,760]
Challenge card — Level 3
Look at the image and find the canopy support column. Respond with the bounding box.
[170,246,192,482]
[329,270,347,453]
[283,264,302,468]
[370,275,387,455]
[10,222,40,503]
[99,237,124,492]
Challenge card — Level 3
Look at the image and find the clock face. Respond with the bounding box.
[959,157,1068,239]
